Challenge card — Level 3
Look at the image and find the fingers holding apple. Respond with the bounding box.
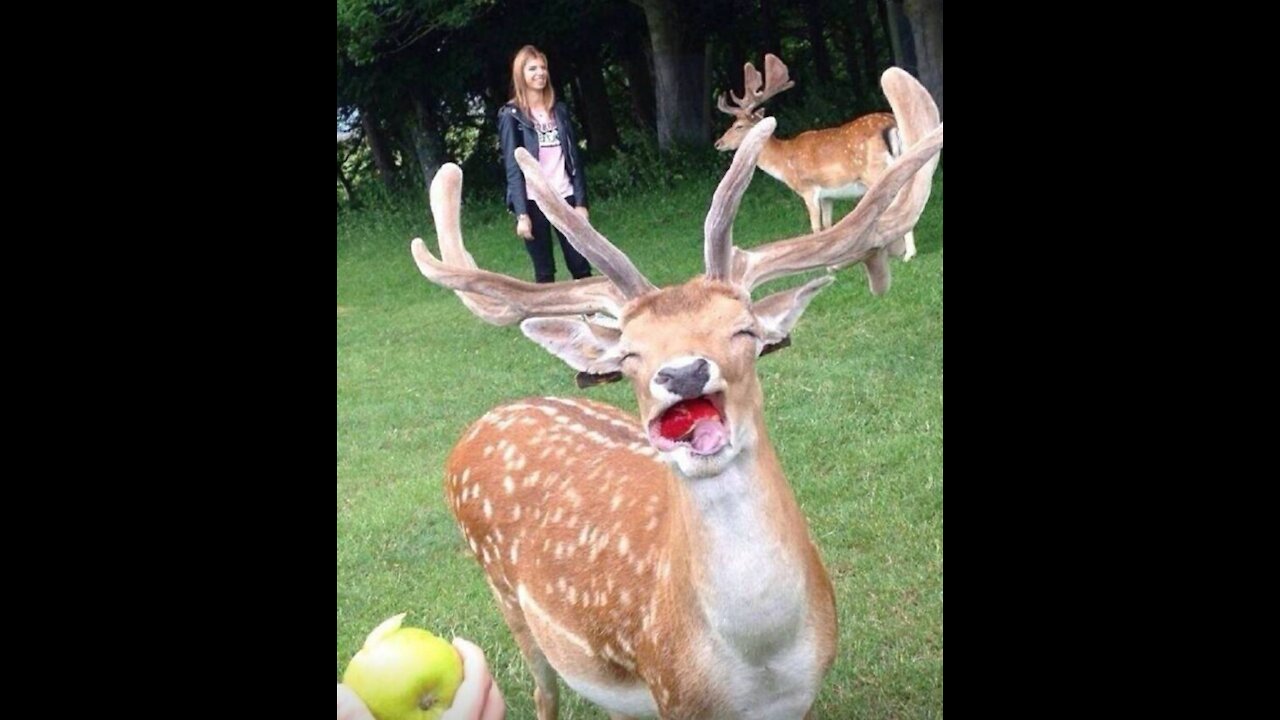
[338,683,376,720]
[342,613,464,720]
[442,637,506,720]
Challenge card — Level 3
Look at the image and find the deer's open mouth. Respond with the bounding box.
[647,393,728,456]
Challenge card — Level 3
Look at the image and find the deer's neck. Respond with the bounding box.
[756,138,797,187]
[665,416,815,661]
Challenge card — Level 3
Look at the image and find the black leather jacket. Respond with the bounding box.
[497,101,588,216]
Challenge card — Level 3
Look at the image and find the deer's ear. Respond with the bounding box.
[751,275,835,347]
[520,317,624,374]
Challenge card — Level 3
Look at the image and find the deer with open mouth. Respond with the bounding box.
[410,67,942,720]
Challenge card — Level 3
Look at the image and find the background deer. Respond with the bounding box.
[715,54,920,263]
[410,68,941,719]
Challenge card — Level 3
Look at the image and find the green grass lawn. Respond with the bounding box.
[338,165,943,718]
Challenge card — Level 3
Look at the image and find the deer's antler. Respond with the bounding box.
[410,165,629,325]
[705,117,775,280]
[514,148,656,300]
[719,53,795,118]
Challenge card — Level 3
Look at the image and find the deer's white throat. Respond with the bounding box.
[680,454,808,657]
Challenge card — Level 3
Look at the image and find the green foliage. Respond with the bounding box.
[769,87,889,139]
[587,128,727,201]
[337,0,496,66]
[456,136,504,205]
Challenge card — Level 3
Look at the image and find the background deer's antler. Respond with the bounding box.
[718,53,795,118]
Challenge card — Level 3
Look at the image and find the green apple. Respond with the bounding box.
[342,613,464,720]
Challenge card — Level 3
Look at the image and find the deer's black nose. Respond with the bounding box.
[655,358,710,399]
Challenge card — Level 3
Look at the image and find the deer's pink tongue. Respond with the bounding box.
[651,398,728,455]
[688,419,728,455]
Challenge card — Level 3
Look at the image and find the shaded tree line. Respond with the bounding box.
[337,0,941,207]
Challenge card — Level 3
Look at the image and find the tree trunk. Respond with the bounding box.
[903,0,942,119]
[881,0,917,73]
[721,27,748,111]
[852,0,879,96]
[570,46,620,154]
[551,51,574,115]
[759,0,781,59]
[617,38,657,131]
[483,54,512,164]
[409,93,446,190]
[835,12,866,100]
[359,108,398,190]
[802,0,833,84]
[487,60,510,114]
[635,0,709,151]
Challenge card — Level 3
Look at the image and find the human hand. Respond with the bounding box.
[442,637,505,720]
[573,206,589,222]
[337,637,505,720]
[516,214,532,240]
[336,683,373,720]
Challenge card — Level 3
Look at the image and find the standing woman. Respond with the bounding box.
[498,45,593,283]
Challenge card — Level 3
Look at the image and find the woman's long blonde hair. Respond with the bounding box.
[509,44,555,117]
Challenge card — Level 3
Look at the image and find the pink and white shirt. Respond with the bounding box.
[529,108,574,201]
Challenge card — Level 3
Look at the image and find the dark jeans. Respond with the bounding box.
[525,195,593,283]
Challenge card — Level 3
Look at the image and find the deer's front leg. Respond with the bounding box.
[803,191,823,232]
[820,197,834,229]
